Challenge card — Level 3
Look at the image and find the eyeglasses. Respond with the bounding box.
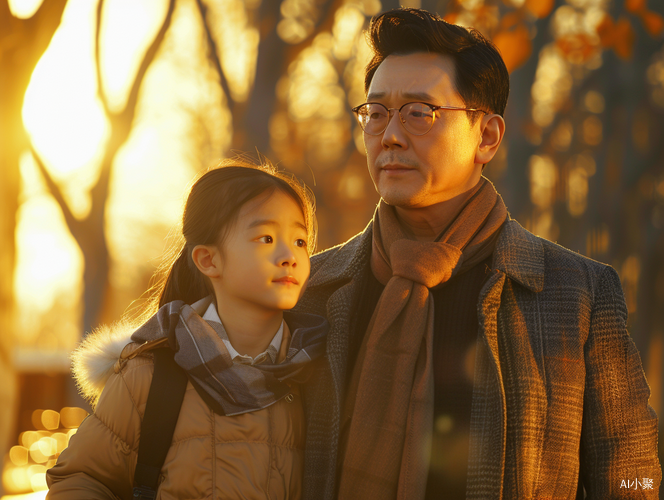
[351,101,487,136]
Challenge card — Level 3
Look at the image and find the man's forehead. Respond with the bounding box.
[367,52,459,101]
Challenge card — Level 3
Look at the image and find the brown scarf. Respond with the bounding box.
[338,177,508,500]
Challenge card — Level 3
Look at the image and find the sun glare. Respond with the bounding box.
[7,0,43,19]
[22,1,108,182]
[16,0,232,350]
[13,152,83,349]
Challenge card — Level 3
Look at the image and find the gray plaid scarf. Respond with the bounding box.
[131,296,328,416]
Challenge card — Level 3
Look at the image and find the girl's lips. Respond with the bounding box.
[273,277,299,284]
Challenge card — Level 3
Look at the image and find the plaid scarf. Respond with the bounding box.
[131,296,328,416]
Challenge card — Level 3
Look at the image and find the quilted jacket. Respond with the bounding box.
[46,316,305,499]
[294,219,661,499]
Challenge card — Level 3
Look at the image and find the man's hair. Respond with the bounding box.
[364,8,510,118]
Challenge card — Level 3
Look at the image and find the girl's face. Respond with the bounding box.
[214,189,310,313]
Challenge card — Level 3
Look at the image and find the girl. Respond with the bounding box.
[46,160,327,499]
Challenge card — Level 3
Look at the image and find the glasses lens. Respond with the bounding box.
[357,103,389,135]
[402,103,435,135]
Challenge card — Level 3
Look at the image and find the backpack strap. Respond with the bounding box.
[132,348,188,499]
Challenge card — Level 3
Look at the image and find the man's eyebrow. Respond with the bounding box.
[366,91,437,102]
[246,219,307,231]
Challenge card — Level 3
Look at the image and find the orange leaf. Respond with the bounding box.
[640,10,664,37]
[525,0,554,19]
[625,0,646,13]
[613,17,635,59]
[500,11,522,31]
[596,14,615,47]
[493,24,532,73]
[555,33,598,63]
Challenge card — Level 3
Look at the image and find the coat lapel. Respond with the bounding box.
[467,220,545,499]
[467,269,508,499]
[308,222,374,395]
[300,222,374,500]
[492,220,544,293]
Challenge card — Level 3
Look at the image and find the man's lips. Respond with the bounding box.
[380,164,414,171]
[273,276,299,284]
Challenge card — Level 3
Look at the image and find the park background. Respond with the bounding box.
[2,0,664,497]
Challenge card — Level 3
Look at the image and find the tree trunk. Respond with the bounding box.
[0,0,68,492]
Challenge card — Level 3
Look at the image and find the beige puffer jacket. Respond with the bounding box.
[46,320,305,500]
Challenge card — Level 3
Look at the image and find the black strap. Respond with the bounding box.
[133,348,188,498]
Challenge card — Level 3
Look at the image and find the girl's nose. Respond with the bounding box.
[278,246,297,267]
[280,254,296,266]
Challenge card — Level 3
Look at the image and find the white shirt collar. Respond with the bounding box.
[202,302,284,365]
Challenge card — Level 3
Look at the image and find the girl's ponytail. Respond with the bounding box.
[158,245,212,308]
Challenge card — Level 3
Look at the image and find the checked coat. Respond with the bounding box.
[294,219,661,499]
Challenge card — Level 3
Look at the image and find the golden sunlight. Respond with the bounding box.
[13,152,83,352]
[528,154,557,209]
[1,491,47,500]
[7,0,43,18]
[17,0,231,346]
[22,1,108,183]
[98,0,169,112]
[332,5,366,61]
[208,0,259,103]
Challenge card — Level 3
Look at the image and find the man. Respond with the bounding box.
[294,7,660,500]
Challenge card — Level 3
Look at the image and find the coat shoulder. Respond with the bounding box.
[310,227,370,275]
[498,220,612,295]
[538,235,611,282]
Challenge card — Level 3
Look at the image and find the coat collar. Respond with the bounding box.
[307,218,544,293]
[308,220,374,289]
[491,219,544,293]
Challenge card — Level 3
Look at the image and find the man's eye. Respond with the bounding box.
[408,110,433,119]
[295,239,307,248]
[258,235,273,243]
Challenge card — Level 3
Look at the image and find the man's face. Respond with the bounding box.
[364,52,484,208]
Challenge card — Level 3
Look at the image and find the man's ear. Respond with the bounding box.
[475,114,505,166]
[191,244,222,279]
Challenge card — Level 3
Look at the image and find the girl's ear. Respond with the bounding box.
[191,244,222,279]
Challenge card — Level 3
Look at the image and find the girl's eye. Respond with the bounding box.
[295,239,307,248]
[258,235,273,243]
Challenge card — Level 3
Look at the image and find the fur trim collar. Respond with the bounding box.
[71,321,137,406]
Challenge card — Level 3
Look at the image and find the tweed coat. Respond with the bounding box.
[293,218,661,499]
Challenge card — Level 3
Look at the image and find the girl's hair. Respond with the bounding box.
[130,158,316,323]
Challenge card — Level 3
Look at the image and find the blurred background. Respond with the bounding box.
[1,0,663,497]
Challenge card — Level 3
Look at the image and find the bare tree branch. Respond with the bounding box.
[30,144,78,233]
[90,0,177,207]
[94,0,110,114]
[240,0,339,153]
[95,0,176,120]
[195,0,235,108]
[119,0,176,123]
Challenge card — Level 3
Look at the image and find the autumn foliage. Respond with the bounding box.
[444,0,662,73]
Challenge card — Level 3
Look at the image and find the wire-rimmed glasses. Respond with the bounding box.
[351,102,487,136]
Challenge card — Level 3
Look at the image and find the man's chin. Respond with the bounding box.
[379,190,422,208]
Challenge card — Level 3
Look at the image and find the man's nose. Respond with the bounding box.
[381,109,408,149]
